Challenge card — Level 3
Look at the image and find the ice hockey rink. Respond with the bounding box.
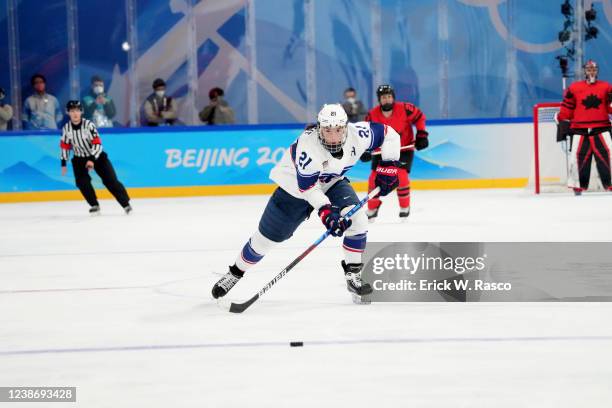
[1,188,612,407]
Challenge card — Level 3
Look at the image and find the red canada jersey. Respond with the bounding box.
[365,102,427,146]
[558,80,612,129]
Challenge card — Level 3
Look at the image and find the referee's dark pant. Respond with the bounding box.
[72,152,130,207]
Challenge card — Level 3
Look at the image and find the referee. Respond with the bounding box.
[61,100,132,215]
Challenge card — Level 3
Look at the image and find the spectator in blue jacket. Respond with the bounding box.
[23,74,62,130]
[82,75,116,128]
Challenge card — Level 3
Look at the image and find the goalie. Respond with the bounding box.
[556,60,612,195]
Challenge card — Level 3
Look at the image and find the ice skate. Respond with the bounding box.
[124,205,133,215]
[89,205,100,215]
[367,206,380,223]
[212,265,243,299]
[342,261,372,304]
[399,206,410,221]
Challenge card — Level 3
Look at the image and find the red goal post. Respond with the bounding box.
[532,102,562,194]
[532,102,609,194]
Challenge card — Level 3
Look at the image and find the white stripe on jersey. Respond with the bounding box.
[60,119,103,161]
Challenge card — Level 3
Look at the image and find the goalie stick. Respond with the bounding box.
[220,186,381,314]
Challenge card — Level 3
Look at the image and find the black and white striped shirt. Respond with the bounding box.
[60,119,103,165]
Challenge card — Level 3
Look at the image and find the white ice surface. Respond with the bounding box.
[1,189,611,407]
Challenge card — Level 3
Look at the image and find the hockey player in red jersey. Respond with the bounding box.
[361,84,429,220]
[557,60,612,195]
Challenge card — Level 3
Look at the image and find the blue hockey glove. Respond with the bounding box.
[374,160,400,196]
[318,205,352,237]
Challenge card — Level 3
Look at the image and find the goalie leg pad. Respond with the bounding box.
[592,132,612,189]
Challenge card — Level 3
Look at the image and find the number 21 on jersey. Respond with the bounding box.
[354,125,369,138]
[298,152,312,170]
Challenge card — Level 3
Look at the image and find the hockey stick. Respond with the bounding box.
[222,186,381,314]
[371,144,414,156]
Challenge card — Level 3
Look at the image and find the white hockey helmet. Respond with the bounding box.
[583,59,598,83]
[317,103,348,153]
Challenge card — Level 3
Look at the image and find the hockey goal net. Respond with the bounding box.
[531,102,605,193]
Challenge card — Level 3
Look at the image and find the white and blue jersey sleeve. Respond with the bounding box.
[269,129,330,210]
[353,121,401,162]
[290,134,330,209]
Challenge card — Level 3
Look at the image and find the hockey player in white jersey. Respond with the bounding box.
[211,104,401,300]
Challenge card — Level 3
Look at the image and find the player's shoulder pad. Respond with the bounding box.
[298,126,319,144]
[295,130,325,161]
[350,121,369,129]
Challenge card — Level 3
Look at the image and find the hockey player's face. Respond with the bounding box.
[380,94,394,106]
[585,66,598,82]
[68,109,82,123]
[320,126,346,144]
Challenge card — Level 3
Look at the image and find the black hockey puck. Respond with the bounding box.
[290,341,303,347]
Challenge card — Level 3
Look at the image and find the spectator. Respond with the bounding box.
[0,87,13,131]
[144,78,178,126]
[341,87,367,123]
[82,75,116,128]
[23,74,62,130]
[199,87,235,125]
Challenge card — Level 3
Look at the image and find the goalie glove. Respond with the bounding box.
[557,120,571,142]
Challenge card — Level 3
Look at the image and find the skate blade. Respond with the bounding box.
[351,293,371,305]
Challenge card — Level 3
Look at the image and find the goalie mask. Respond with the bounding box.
[317,104,348,154]
[584,60,598,84]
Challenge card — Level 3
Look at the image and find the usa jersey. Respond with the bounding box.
[269,121,400,210]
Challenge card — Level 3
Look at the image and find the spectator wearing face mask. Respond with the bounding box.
[199,87,236,125]
[23,74,63,130]
[82,75,116,128]
[144,78,178,126]
[341,87,367,123]
[0,88,13,131]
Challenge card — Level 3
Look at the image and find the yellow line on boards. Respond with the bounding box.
[0,178,529,203]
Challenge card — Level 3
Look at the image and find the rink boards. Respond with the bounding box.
[0,119,532,202]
